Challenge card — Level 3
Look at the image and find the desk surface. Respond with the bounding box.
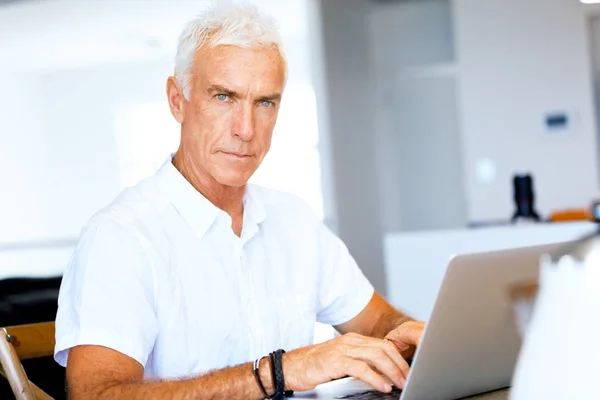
[295,379,509,399]
[464,388,509,399]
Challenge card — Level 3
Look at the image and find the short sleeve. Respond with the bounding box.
[54,217,158,368]
[316,224,374,326]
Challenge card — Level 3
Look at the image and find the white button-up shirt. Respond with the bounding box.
[54,159,374,379]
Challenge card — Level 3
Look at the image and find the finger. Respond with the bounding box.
[347,345,406,389]
[360,337,411,383]
[345,360,392,393]
[343,333,410,379]
[339,334,410,386]
[413,322,426,346]
[381,339,411,381]
[388,322,426,347]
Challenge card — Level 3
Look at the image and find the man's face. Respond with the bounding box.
[179,45,285,187]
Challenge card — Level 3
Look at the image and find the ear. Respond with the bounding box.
[166,76,185,124]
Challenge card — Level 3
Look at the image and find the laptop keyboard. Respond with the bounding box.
[334,387,403,399]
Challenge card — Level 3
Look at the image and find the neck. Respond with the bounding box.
[172,149,245,226]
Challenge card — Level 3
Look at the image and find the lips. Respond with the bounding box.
[221,151,251,158]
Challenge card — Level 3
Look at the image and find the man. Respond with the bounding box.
[55,4,425,399]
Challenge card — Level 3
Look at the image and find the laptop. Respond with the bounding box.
[294,242,568,400]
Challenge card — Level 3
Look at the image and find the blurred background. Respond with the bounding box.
[2,0,600,396]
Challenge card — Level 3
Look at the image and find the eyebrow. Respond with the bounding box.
[257,93,282,103]
[207,84,238,97]
[207,84,281,103]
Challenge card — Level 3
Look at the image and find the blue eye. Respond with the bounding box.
[259,100,272,108]
[216,94,229,101]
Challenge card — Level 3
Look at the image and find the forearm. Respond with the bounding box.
[335,293,414,338]
[73,358,275,400]
[370,308,413,339]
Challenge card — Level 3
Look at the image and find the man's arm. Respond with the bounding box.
[335,292,425,359]
[67,330,413,399]
[335,292,413,338]
[67,345,275,400]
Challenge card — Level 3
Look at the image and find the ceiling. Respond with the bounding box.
[0,0,308,73]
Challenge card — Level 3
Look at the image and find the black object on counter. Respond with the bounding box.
[512,174,541,222]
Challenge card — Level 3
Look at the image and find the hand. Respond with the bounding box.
[384,321,425,360]
[282,332,410,393]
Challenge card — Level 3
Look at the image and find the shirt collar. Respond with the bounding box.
[242,185,267,238]
[154,156,266,240]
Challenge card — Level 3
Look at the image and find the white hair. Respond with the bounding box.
[174,3,286,100]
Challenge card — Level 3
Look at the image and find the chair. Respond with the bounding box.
[0,322,56,399]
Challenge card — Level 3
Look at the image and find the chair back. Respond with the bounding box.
[0,322,55,400]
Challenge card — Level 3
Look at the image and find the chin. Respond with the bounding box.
[214,170,253,188]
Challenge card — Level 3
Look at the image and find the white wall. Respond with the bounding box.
[365,0,600,228]
[318,0,388,294]
[38,58,174,239]
[587,8,600,178]
[368,0,455,71]
[0,59,173,276]
[368,0,468,233]
[0,73,50,242]
[454,0,600,223]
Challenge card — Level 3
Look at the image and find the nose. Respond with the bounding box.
[232,101,255,142]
